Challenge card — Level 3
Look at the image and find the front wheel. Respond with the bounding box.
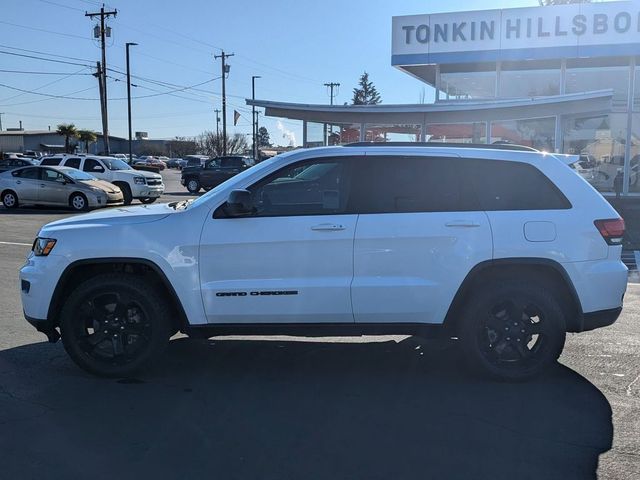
[140,197,157,204]
[60,273,172,377]
[457,281,566,381]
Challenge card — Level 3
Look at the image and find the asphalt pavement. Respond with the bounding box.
[0,168,638,480]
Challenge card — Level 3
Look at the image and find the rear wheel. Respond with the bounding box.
[186,178,200,193]
[2,190,18,209]
[69,192,89,211]
[60,273,172,377]
[140,197,157,204]
[458,281,566,381]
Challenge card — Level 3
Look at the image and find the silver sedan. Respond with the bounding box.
[0,166,123,211]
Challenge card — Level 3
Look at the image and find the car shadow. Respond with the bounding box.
[0,337,612,480]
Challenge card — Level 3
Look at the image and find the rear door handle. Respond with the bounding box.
[311,223,346,231]
[445,220,481,228]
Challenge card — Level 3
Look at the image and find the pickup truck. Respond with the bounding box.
[181,156,253,193]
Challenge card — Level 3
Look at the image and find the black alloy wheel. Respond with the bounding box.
[459,282,566,381]
[60,274,171,377]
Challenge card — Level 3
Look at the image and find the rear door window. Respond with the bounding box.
[39,158,61,166]
[64,158,81,169]
[348,156,477,213]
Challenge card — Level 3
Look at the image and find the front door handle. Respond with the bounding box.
[445,220,480,228]
[311,223,346,231]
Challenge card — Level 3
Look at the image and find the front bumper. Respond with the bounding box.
[25,314,59,343]
[132,184,164,199]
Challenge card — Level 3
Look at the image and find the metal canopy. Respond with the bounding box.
[247,90,613,125]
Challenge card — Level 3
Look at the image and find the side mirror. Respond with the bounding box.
[225,189,254,217]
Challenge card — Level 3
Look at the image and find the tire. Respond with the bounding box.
[457,280,566,381]
[115,182,132,205]
[69,192,89,211]
[186,177,200,194]
[140,197,157,204]
[2,190,18,209]
[59,273,172,377]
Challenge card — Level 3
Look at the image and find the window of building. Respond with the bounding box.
[327,123,361,146]
[426,122,487,143]
[439,71,496,99]
[563,113,630,193]
[566,65,630,110]
[490,117,555,151]
[363,124,421,142]
[499,69,560,98]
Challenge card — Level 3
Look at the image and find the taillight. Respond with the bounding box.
[594,218,625,245]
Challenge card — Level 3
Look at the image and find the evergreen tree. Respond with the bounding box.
[352,72,381,105]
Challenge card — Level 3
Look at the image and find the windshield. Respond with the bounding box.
[102,158,132,171]
[64,169,97,181]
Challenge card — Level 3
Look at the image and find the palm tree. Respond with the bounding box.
[56,124,79,153]
[77,129,97,154]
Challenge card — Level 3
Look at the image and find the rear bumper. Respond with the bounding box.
[580,307,622,332]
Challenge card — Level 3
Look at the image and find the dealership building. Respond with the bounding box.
[248,1,640,195]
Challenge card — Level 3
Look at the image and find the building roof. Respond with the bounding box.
[247,90,613,125]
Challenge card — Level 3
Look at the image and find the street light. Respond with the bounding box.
[252,75,261,162]
[126,42,138,162]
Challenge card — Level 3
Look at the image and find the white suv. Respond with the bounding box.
[39,155,164,204]
[20,144,627,380]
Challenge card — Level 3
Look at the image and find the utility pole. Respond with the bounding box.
[86,5,117,154]
[324,82,340,145]
[0,112,4,131]
[214,109,221,137]
[251,75,261,161]
[214,51,234,155]
[94,61,108,152]
[126,42,138,162]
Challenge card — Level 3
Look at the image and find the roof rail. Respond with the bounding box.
[344,142,538,152]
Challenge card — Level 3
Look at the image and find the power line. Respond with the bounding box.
[0,20,90,41]
[0,50,92,68]
[0,69,92,75]
[37,0,84,12]
[0,44,94,64]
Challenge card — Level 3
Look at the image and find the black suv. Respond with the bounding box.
[181,156,253,193]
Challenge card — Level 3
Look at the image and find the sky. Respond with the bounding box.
[1,0,535,147]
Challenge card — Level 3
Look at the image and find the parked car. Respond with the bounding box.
[19,144,627,379]
[0,165,123,211]
[166,158,186,169]
[134,156,166,171]
[181,155,254,193]
[0,157,36,173]
[183,155,209,168]
[39,155,164,204]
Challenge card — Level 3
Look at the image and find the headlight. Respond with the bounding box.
[134,177,146,185]
[90,186,103,192]
[32,237,57,256]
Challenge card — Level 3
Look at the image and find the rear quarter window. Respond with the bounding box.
[465,159,571,211]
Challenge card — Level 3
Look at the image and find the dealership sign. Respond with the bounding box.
[392,1,640,64]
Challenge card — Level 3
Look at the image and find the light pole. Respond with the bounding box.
[251,75,261,161]
[126,42,138,162]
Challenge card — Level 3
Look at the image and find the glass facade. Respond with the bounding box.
[426,122,486,143]
[499,69,560,98]
[364,124,421,142]
[440,71,496,100]
[491,118,555,151]
[566,65,629,110]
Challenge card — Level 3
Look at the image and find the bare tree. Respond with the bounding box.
[197,131,248,157]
